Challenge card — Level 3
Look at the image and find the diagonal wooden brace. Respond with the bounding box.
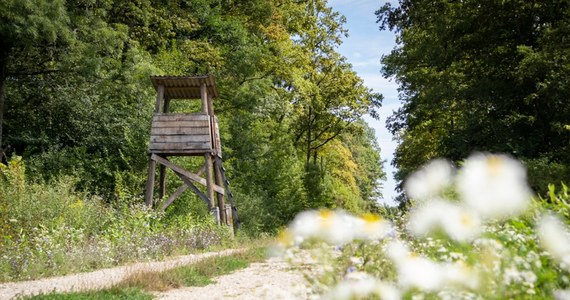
[174,172,211,206]
[160,184,188,212]
[151,154,225,195]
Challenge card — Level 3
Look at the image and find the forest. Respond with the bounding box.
[1,0,570,293]
[377,0,570,202]
[0,0,385,234]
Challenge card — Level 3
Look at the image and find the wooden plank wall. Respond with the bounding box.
[149,113,212,153]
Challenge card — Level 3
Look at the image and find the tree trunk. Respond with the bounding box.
[306,106,312,166]
[0,48,8,161]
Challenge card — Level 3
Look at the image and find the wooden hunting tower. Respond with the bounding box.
[144,75,237,228]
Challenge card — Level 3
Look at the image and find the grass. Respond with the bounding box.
[117,246,267,291]
[23,288,152,300]
[22,247,268,299]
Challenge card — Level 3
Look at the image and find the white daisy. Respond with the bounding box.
[354,213,393,241]
[324,276,401,300]
[408,199,482,242]
[537,214,570,268]
[404,158,455,201]
[288,209,358,245]
[456,153,532,219]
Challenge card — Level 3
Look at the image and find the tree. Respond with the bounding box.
[0,0,73,158]
[2,0,387,232]
[292,1,382,167]
[378,0,570,201]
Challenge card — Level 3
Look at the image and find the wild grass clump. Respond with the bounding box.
[0,156,231,282]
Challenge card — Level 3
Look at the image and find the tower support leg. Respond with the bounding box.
[145,158,156,207]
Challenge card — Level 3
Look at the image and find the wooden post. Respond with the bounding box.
[163,97,170,113]
[214,160,227,225]
[200,83,208,114]
[158,96,170,201]
[144,158,156,206]
[204,154,218,224]
[154,85,164,113]
[158,165,166,200]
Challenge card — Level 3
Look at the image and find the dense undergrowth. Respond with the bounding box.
[0,156,233,282]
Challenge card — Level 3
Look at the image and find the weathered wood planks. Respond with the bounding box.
[149,113,213,153]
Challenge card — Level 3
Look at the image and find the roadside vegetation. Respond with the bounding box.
[0,156,233,282]
[279,154,570,299]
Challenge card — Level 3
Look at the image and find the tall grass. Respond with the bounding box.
[0,156,232,282]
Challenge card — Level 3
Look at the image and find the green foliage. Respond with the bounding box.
[524,158,570,197]
[2,0,386,237]
[0,157,230,282]
[26,288,152,300]
[378,0,570,203]
[538,182,570,221]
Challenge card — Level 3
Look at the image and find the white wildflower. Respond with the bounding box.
[521,270,537,284]
[324,276,401,300]
[503,266,521,285]
[408,199,447,236]
[408,199,481,242]
[387,240,445,291]
[456,153,532,219]
[442,261,479,290]
[404,159,454,201]
[387,241,479,291]
[288,209,358,245]
[537,214,570,268]
[398,255,445,291]
[354,213,392,241]
[349,256,363,266]
[345,271,370,281]
[386,240,410,263]
[554,289,570,300]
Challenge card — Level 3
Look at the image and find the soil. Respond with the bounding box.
[0,249,310,300]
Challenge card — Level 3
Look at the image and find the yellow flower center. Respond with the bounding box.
[460,213,473,227]
[277,229,294,246]
[486,155,504,177]
[362,213,382,223]
[319,209,334,228]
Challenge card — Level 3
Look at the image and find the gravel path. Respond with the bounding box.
[155,256,310,300]
[0,249,243,299]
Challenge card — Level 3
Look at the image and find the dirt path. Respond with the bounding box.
[155,256,310,300]
[0,249,243,299]
[0,250,312,300]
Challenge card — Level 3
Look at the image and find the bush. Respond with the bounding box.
[0,156,231,282]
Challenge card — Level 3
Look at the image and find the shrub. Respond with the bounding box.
[0,156,231,282]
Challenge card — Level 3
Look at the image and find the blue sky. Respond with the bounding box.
[329,0,400,205]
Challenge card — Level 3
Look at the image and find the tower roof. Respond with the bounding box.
[150,75,218,99]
